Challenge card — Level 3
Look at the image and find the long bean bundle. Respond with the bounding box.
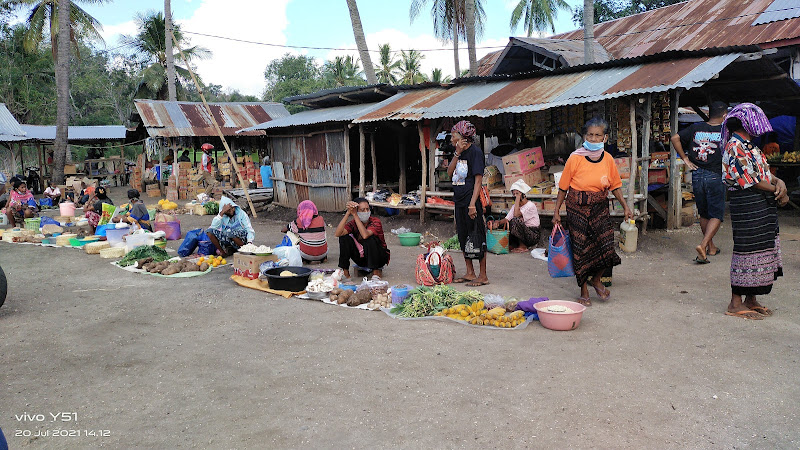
[390,285,484,318]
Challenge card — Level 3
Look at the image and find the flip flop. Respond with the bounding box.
[725,310,763,320]
[593,285,611,301]
[453,277,473,284]
[708,249,721,256]
[577,296,592,306]
[694,256,710,264]
[749,306,773,316]
[466,280,490,287]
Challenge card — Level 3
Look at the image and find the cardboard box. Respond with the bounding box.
[64,164,77,175]
[614,157,631,180]
[178,187,188,200]
[482,165,503,188]
[178,162,193,169]
[166,188,179,202]
[501,147,544,174]
[530,181,555,195]
[649,168,667,185]
[233,253,278,280]
[503,168,544,192]
[542,199,566,212]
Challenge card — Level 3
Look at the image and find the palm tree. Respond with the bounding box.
[409,0,485,79]
[324,55,364,87]
[510,0,571,36]
[345,0,377,84]
[465,0,477,75]
[429,68,451,83]
[399,50,426,85]
[121,11,210,100]
[164,0,176,101]
[583,0,594,64]
[52,0,71,184]
[374,43,400,84]
[2,0,105,60]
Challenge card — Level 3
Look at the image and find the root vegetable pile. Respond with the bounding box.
[139,259,203,275]
[367,293,391,310]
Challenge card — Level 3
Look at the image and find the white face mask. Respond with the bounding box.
[357,211,371,222]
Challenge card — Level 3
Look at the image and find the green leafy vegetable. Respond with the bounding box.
[442,234,460,250]
[117,245,169,267]
[391,285,484,317]
[204,201,219,215]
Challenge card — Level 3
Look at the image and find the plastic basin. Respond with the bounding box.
[533,300,587,331]
[94,224,113,236]
[125,233,155,251]
[390,284,412,304]
[398,232,422,246]
[263,266,312,292]
[106,227,130,248]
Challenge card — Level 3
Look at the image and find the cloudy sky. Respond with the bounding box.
[23,0,586,96]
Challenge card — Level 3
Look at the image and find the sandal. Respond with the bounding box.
[725,310,763,320]
[453,277,474,284]
[694,256,710,264]
[577,296,592,306]
[593,284,611,301]
[466,280,490,287]
[749,306,773,316]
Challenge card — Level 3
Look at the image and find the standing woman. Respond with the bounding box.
[721,103,787,320]
[553,118,633,306]
[447,120,489,287]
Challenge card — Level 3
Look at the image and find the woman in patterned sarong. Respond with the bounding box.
[721,103,788,320]
[553,118,633,306]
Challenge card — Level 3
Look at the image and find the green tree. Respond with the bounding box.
[429,67,451,83]
[374,43,400,84]
[510,0,571,36]
[399,50,426,84]
[409,0,485,78]
[121,11,210,100]
[1,0,105,60]
[345,0,377,84]
[0,23,56,123]
[263,53,327,113]
[323,55,364,87]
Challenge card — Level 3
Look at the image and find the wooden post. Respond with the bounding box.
[38,143,43,180]
[428,120,437,193]
[158,139,164,194]
[640,94,652,234]
[19,143,24,173]
[358,124,366,197]
[794,116,800,152]
[343,126,352,201]
[398,133,407,194]
[370,132,377,192]
[170,32,257,217]
[667,89,682,229]
[627,98,638,213]
[418,122,427,224]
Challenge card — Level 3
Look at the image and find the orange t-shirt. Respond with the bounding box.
[558,152,622,192]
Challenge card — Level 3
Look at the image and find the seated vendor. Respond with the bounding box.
[487,180,541,253]
[4,180,37,228]
[334,198,390,279]
[76,182,95,207]
[44,181,61,205]
[113,189,152,231]
[282,200,328,263]
[206,196,255,257]
[84,186,113,234]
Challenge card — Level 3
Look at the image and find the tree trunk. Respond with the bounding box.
[345,0,378,84]
[465,0,478,76]
[583,0,595,64]
[53,0,71,185]
[452,18,460,77]
[165,0,177,102]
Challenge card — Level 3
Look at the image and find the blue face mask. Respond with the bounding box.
[583,141,604,151]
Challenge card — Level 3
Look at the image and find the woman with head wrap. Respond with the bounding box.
[206,196,255,257]
[84,186,113,233]
[553,117,633,306]
[721,103,788,320]
[447,120,489,286]
[281,200,327,263]
[115,189,152,231]
[4,180,37,227]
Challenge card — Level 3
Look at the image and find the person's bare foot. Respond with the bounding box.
[466,277,489,287]
[743,295,772,316]
[695,244,707,261]
[342,269,351,279]
[372,269,383,279]
[510,246,528,253]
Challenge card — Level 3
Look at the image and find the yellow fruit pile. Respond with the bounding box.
[198,255,226,267]
[781,151,800,163]
[434,301,526,328]
[158,199,178,210]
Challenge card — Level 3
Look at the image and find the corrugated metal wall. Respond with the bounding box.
[270,131,349,212]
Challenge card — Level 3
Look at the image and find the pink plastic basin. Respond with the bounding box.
[533,300,587,331]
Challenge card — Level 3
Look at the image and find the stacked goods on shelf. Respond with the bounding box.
[502,147,545,191]
[616,100,632,151]
[177,161,191,200]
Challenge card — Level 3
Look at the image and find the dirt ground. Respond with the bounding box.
[1,186,799,448]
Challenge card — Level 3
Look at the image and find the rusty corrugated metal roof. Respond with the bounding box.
[354,52,782,122]
[552,0,800,59]
[134,100,290,137]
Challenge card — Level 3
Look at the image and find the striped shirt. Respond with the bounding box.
[289,215,328,261]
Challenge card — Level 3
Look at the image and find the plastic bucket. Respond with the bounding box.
[59,202,76,217]
[390,284,412,304]
[106,227,130,247]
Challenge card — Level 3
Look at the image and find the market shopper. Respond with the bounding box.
[487,179,540,253]
[670,101,727,263]
[282,200,328,263]
[206,196,255,257]
[448,120,489,286]
[84,186,113,233]
[334,198,390,279]
[4,180,37,228]
[721,103,787,320]
[553,117,634,306]
[43,181,61,205]
[200,143,220,197]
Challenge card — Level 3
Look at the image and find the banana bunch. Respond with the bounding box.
[781,151,800,163]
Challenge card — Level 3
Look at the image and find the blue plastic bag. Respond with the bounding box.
[39,198,53,207]
[27,198,38,208]
[40,216,60,226]
[276,235,293,248]
[197,240,216,256]
[547,224,575,278]
[178,228,203,257]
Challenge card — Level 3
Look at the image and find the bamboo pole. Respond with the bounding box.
[343,125,351,203]
[358,124,366,197]
[627,98,637,213]
[418,122,427,224]
[398,134,407,194]
[370,132,377,192]
[170,32,257,217]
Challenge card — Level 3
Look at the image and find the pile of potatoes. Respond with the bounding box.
[328,287,372,307]
[136,257,208,275]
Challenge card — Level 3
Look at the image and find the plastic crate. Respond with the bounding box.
[24,217,41,231]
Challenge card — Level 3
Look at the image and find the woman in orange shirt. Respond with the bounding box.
[553,118,633,306]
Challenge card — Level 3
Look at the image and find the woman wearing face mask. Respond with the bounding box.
[334,198,390,279]
[553,117,633,306]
